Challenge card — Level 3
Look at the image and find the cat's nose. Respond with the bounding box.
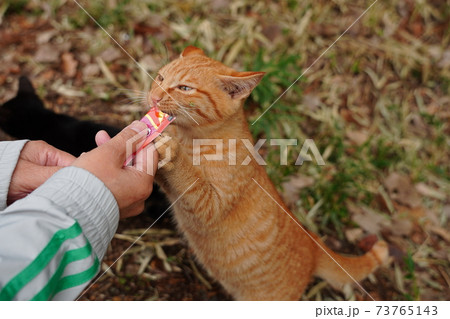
[151,95,162,106]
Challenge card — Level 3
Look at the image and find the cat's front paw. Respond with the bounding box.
[154,132,178,171]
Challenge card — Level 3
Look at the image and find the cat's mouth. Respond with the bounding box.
[161,108,175,116]
[157,107,174,117]
[156,104,177,117]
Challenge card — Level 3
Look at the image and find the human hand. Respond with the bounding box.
[7,141,75,205]
[154,126,178,172]
[72,121,158,219]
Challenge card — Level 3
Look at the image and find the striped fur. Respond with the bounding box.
[151,46,388,300]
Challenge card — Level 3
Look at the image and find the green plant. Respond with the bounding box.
[245,50,306,183]
[403,251,420,301]
[3,0,29,15]
[69,0,132,29]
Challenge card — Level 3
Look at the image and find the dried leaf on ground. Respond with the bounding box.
[100,47,122,63]
[281,174,314,208]
[346,129,369,146]
[384,172,422,208]
[34,44,60,63]
[349,204,390,234]
[415,183,447,201]
[61,52,78,77]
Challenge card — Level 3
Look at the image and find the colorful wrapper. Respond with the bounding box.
[124,107,175,166]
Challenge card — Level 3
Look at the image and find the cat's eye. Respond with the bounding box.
[156,74,164,82]
[178,85,193,91]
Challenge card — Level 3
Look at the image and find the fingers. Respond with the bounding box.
[22,141,75,167]
[95,130,111,146]
[106,121,148,163]
[134,142,159,176]
[52,149,76,167]
[42,144,75,167]
[7,161,62,205]
[68,121,157,220]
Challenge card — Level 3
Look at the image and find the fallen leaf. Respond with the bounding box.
[411,229,426,244]
[262,24,282,42]
[9,65,20,74]
[96,57,119,86]
[340,108,358,124]
[211,0,230,11]
[394,203,439,226]
[350,204,390,234]
[391,216,414,236]
[82,63,100,78]
[61,52,78,77]
[346,129,369,146]
[389,244,406,263]
[428,226,450,242]
[38,69,55,81]
[377,186,395,214]
[52,84,86,97]
[394,263,406,293]
[36,29,57,44]
[140,54,160,72]
[437,49,450,68]
[133,23,162,36]
[34,44,60,63]
[302,94,322,112]
[100,47,122,63]
[357,234,378,252]
[384,172,422,208]
[444,205,450,220]
[345,228,364,243]
[281,174,314,208]
[415,182,447,201]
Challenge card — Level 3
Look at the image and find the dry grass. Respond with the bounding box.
[0,0,448,300]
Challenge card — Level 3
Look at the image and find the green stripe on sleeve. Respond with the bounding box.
[31,241,94,301]
[52,257,100,298]
[0,222,82,301]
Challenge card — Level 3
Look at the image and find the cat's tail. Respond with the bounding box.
[312,235,388,290]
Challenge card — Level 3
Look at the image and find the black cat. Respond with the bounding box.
[0,76,120,156]
[0,76,169,218]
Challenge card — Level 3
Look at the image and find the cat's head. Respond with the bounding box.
[148,46,264,128]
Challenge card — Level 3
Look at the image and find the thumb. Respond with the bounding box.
[95,130,112,147]
[106,121,148,163]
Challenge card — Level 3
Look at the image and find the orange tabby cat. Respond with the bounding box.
[151,46,388,300]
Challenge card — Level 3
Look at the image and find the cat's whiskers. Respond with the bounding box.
[116,88,151,108]
[117,88,148,99]
[117,96,148,105]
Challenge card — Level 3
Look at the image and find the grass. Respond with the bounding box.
[1,0,448,301]
[404,251,420,301]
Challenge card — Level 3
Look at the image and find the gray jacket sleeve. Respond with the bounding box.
[0,140,28,210]
[0,141,120,300]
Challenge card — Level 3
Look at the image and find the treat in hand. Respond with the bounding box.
[124,107,175,166]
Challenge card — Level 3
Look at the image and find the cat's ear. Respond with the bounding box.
[218,71,265,100]
[181,46,205,58]
[18,76,36,95]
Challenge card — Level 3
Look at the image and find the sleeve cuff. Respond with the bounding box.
[31,166,120,260]
[0,140,29,211]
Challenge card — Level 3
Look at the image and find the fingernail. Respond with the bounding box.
[129,121,147,133]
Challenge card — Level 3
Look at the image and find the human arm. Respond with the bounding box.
[0,140,29,210]
[0,121,157,300]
